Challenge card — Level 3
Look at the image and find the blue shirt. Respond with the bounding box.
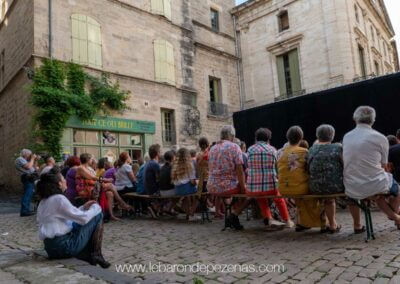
[143,160,160,195]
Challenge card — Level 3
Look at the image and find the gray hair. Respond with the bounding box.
[220,125,236,140]
[21,149,32,158]
[353,106,376,125]
[316,124,335,143]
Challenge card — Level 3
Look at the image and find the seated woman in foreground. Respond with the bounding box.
[277,126,326,232]
[36,167,110,268]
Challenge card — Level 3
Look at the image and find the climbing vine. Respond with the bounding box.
[30,59,129,160]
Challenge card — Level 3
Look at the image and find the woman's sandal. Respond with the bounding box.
[354,226,366,234]
[295,224,311,232]
[327,225,342,234]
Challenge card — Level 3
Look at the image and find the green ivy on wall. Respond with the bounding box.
[30,59,129,160]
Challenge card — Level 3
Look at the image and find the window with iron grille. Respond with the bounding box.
[210,9,219,32]
[161,109,176,144]
[278,11,289,32]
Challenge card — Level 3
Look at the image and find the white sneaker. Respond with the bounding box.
[188,215,202,221]
[269,220,286,227]
[208,206,216,213]
[285,220,295,228]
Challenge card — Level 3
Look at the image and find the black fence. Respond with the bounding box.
[233,72,400,149]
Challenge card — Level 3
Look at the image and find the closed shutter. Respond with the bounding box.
[151,0,164,15]
[276,55,286,96]
[71,15,81,63]
[164,0,172,21]
[289,49,301,94]
[87,17,102,67]
[71,14,102,67]
[154,39,166,82]
[165,41,175,85]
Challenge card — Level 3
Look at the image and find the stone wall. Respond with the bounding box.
[0,0,34,190]
[234,0,397,108]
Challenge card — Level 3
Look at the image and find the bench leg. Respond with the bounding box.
[360,200,375,242]
[222,199,232,231]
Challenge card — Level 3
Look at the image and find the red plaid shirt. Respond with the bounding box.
[246,142,278,193]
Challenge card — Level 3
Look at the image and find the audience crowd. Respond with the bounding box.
[14,105,400,268]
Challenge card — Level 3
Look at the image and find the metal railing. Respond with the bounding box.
[208,101,228,117]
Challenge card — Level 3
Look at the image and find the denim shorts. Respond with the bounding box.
[175,183,197,196]
[389,179,399,197]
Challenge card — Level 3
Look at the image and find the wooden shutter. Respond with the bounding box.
[154,39,166,82]
[165,41,175,85]
[151,0,164,15]
[289,49,301,94]
[164,0,172,21]
[87,17,102,67]
[71,15,80,63]
[276,55,286,96]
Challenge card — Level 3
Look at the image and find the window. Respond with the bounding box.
[358,45,366,78]
[63,129,143,163]
[354,5,359,23]
[210,9,219,32]
[161,109,176,144]
[276,49,301,97]
[374,61,380,75]
[151,0,172,21]
[71,14,102,68]
[153,39,175,85]
[209,77,221,103]
[278,11,289,32]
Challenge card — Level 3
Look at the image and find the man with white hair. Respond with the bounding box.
[15,149,39,217]
[208,125,247,230]
[343,106,400,232]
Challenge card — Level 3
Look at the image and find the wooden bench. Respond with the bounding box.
[123,192,375,242]
[123,192,211,223]
[214,193,375,242]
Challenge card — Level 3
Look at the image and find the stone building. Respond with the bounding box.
[232,0,399,108]
[0,0,240,190]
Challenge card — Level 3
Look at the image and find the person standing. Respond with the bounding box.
[15,149,39,217]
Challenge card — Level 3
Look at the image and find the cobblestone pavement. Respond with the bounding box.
[1,200,400,284]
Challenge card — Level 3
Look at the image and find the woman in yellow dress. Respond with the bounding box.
[277,126,325,231]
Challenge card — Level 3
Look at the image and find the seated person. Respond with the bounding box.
[343,106,400,232]
[143,145,162,218]
[115,152,137,195]
[76,153,132,221]
[308,125,344,234]
[208,125,247,230]
[278,126,326,232]
[96,158,109,178]
[246,128,293,229]
[64,156,81,204]
[159,151,176,197]
[36,167,110,268]
[172,148,198,220]
[40,156,56,176]
[143,145,161,196]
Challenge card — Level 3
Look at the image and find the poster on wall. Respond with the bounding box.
[102,131,117,145]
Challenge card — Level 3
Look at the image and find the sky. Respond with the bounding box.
[235,0,400,55]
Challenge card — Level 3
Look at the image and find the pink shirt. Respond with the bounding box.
[208,140,244,194]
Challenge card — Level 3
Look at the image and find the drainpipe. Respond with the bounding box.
[48,0,52,58]
[233,14,245,110]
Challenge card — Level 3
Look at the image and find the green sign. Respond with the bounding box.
[66,116,156,134]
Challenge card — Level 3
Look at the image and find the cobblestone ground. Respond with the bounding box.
[1,198,400,284]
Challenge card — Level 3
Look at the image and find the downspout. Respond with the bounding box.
[48,0,52,58]
[233,14,245,110]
